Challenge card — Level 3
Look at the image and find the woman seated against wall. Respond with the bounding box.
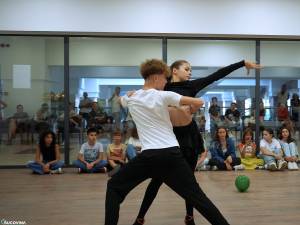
[237,128,264,170]
[208,126,244,171]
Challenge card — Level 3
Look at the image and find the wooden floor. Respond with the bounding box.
[0,169,299,225]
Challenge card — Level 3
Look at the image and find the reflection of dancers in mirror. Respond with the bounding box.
[134,60,261,225]
[105,59,230,225]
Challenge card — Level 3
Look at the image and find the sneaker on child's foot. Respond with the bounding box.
[277,160,287,170]
[255,165,264,170]
[78,168,82,174]
[264,164,268,169]
[234,164,245,170]
[288,162,294,170]
[50,168,63,174]
[292,162,299,170]
[196,165,209,171]
[268,162,277,171]
[133,218,145,225]
[57,168,63,174]
[184,215,196,225]
[211,165,218,171]
[200,165,210,171]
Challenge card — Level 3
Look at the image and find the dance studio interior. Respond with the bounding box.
[0,1,299,225]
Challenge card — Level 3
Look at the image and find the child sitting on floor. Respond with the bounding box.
[27,130,64,174]
[73,128,107,173]
[237,128,264,170]
[106,130,127,172]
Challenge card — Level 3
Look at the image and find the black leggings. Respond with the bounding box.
[105,147,229,225]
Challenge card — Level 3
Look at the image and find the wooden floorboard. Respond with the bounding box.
[0,169,299,225]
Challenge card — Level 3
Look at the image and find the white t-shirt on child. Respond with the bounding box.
[121,89,181,151]
[79,142,103,162]
[260,138,281,155]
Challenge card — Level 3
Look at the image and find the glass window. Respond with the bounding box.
[260,41,300,140]
[0,36,64,166]
[69,37,162,163]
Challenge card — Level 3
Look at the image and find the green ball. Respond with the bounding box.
[235,175,250,192]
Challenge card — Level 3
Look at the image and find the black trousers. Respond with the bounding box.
[136,145,198,220]
[105,147,229,225]
[135,121,204,219]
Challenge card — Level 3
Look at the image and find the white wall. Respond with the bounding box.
[47,38,162,66]
[70,38,162,66]
[0,37,47,79]
[261,41,300,67]
[168,40,256,67]
[0,0,300,37]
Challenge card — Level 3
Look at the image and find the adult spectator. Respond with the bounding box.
[7,104,29,144]
[88,102,107,129]
[277,103,289,122]
[225,102,241,130]
[79,92,93,125]
[277,84,289,106]
[34,103,50,134]
[109,87,122,129]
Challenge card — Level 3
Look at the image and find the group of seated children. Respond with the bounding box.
[198,126,299,171]
[27,127,141,175]
[27,124,298,174]
[255,127,298,170]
